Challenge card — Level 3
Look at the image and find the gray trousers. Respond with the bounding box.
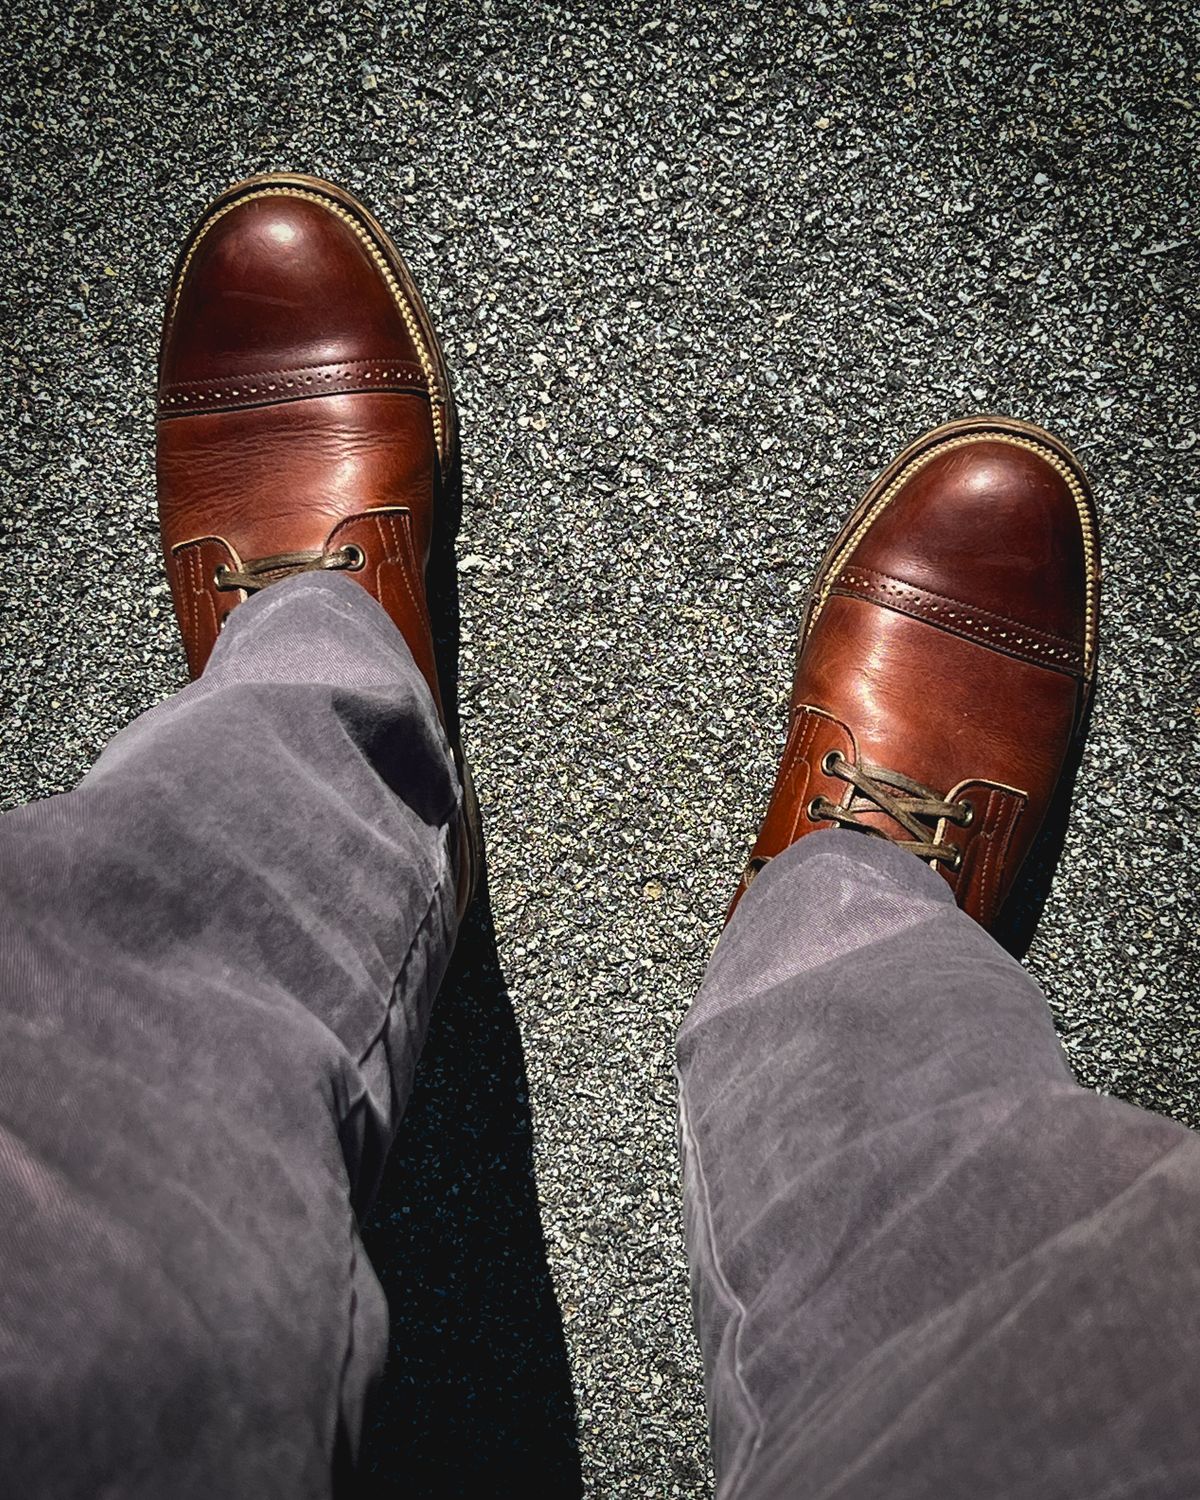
[1,574,1197,1496]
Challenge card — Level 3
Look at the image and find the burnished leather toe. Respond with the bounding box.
[159,193,428,397]
[731,417,1100,931]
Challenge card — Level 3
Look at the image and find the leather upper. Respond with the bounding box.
[157,183,445,697]
[733,423,1100,930]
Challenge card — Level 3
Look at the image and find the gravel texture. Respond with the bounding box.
[2,1,1198,1494]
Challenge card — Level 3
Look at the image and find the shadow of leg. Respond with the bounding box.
[354,876,583,1498]
[351,393,580,1496]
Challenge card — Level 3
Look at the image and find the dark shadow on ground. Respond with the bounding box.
[351,420,581,1496]
[993,685,1097,961]
[354,876,583,1498]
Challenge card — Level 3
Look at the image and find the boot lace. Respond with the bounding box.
[809,750,972,869]
[214,544,364,594]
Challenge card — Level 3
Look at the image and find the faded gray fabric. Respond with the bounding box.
[678,830,1200,1499]
[0,573,460,1499]
[6,573,1200,1500]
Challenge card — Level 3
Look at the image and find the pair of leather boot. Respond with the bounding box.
[157,175,1099,934]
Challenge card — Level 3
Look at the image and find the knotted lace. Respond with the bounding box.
[810,751,971,868]
[214,544,364,594]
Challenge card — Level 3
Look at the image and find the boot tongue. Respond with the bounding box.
[843,805,919,845]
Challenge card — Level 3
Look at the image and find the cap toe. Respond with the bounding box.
[847,434,1093,653]
[159,191,420,388]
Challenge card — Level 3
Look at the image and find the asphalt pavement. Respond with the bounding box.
[2,1,1198,1494]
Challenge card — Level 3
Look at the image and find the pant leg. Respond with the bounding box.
[678,829,1200,1500]
[0,572,461,1499]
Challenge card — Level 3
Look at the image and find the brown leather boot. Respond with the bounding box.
[156,171,482,915]
[730,416,1100,931]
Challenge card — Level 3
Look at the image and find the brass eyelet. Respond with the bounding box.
[213,565,231,589]
[806,797,826,822]
[957,800,974,828]
[949,847,963,872]
[340,544,366,570]
[820,749,842,775]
